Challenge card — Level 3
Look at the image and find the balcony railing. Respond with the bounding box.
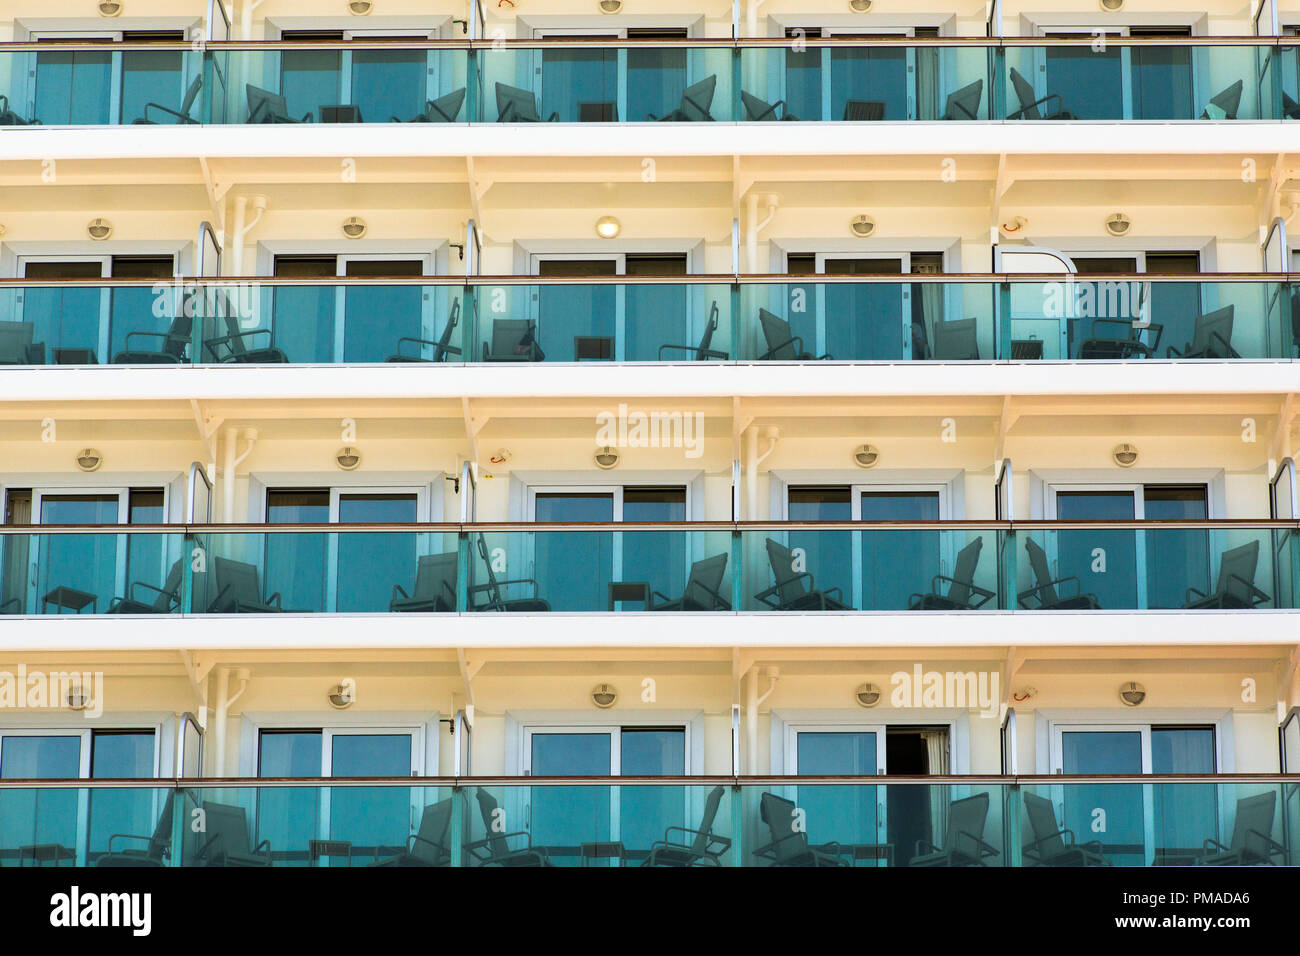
[3,38,1300,126]
[1,521,1296,616]
[1,776,1295,867]
[2,276,1297,366]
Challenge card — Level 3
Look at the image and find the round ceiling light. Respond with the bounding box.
[853,444,880,468]
[595,216,621,239]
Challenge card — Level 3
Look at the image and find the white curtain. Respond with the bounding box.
[922,730,950,844]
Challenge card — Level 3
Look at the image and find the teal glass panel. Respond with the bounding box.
[530,733,611,864]
[257,731,322,865]
[87,732,155,861]
[1061,730,1145,866]
[618,729,685,860]
[0,736,81,866]
[34,50,112,125]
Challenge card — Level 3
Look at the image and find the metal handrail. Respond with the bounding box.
[2,519,1296,534]
[0,772,1296,789]
[0,272,1293,288]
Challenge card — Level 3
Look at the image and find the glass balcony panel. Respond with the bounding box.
[739,46,992,122]
[739,283,997,362]
[195,531,460,614]
[1004,45,1273,121]
[742,529,999,612]
[1016,527,1288,611]
[0,778,172,867]
[468,529,731,612]
[211,48,467,124]
[479,46,733,122]
[0,532,186,616]
[473,283,731,363]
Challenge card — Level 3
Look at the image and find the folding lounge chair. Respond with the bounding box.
[741,90,798,121]
[482,319,545,362]
[107,559,183,614]
[395,87,466,123]
[0,322,46,364]
[389,552,458,612]
[907,538,994,610]
[468,534,550,612]
[648,554,731,611]
[1075,317,1163,360]
[495,83,558,122]
[0,596,20,614]
[649,75,717,122]
[112,314,193,364]
[942,80,984,120]
[96,797,174,867]
[132,73,202,125]
[1165,306,1237,359]
[1200,80,1243,120]
[755,792,850,867]
[754,537,852,611]
[246,84,313,123]
[757,308,831,361]
[1021,792,1111,867]
[208,558,289,614]
[195,802,273,866]
[1182,540,1269,609]
[1006,67,1075,120]
[0,94,38,126]
[1284,92,1300,120]
[911,793,998,866]
[466,789,552,866]
[205,312,290,364]
[387,298,461,363]
[929,318,980,360]
[642,786,731,866]
[843,100,885,121]
[1197,792,1284,865]
[1017,539,1101,610]
[371,799,453,867]
[658,302,727,360]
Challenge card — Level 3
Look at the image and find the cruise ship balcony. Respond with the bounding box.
[1,276,1297,366]
[1,521,1296,617]
[2,38,1299,127]
[0,776,1296,867]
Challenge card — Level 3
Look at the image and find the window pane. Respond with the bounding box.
[530,733,611,862]
[534,494,614,611]
[38,495,120,612]
[620,729,685,856]
[860,493,940,610]
[88,731,155,861]
[1062,730,1144,864]
[0,736,81,864]
[257,731,322,863]
[337,494,417,612]
[329,734,413,853]
[264,491,328,612]
[1056,492,1137,608]
[797,732,879,848]
[1152,727,1216,863]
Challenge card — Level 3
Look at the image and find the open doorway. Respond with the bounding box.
[886,726,949,866]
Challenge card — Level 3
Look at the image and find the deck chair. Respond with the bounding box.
[930,318,980,360]
[1182,540,1269,609]
[741,90,797,121]
[642,786,731,866]
[132,73,202,125]
[372,799,453,867]
[1200,80,1243,120]
[0,596,20,614]
[1018,539,1101,610]
[246,84,313,123]
[208,558,287,614]
[496,83,557,122]
[908,538,994,610]
[96,797,174,867]
[658,301,727,360]
[468,534,550,612]
[205,312,290,364]
[1022,792,1111,867]
[0,322,45,364]
[942,79,984,120]
[387,298,461,363]
[911,793,997,866]
[649,75,717,122]
[1165,306,1237,359]
[195,801,273,867]
[395,87,466,123]
[107,559,183,614]
[757,308,830,360]
[1007,67,1075,120]
[754,537,852,611]
[482,318,545,362]
[1076,317,1163,360]
[390,552,458,612]
[112,313,193,364]
[843,100,885,121]
[1198,792,1284,865]
[1284,92,1300,120]
[648,553,731,611]
[0,94,38,126]
[755,792,850,867]
[466,789,552,866]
